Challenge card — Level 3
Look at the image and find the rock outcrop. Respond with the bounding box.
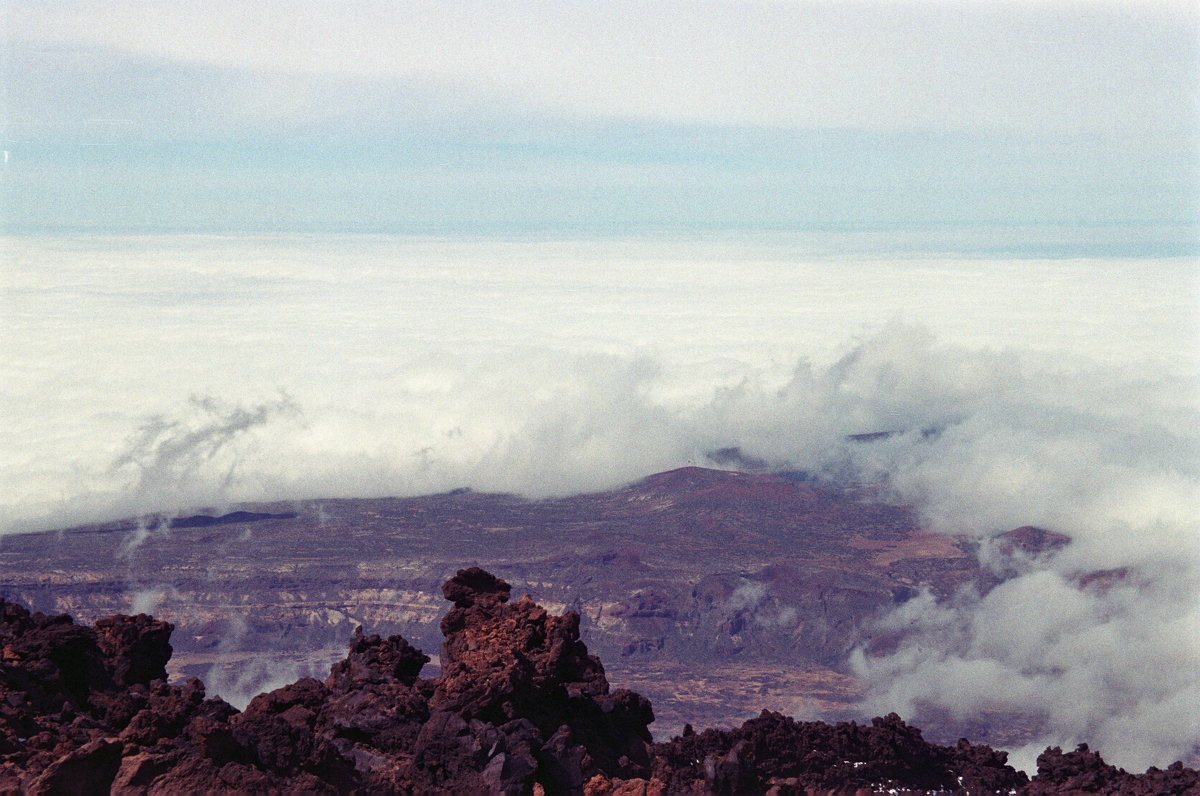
[0,567,1196,794]
[0,568,653,793]
[1024,744,1200,796]
[646,710,1028,794]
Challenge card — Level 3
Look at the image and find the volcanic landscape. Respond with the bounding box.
[1,460,1076,752]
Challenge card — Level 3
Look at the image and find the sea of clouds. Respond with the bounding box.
[2,234,1197,770]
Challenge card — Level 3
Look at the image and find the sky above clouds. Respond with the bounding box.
[9,0,1198,133]
[4,1,1198,239]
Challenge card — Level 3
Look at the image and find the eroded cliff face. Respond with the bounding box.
[0,469,985,735]
[2,568,1195,795]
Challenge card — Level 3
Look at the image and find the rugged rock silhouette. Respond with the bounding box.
[1,568,1196,794]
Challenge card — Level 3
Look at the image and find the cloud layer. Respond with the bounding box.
[1,235,1197,770]
[3,236,1195,529]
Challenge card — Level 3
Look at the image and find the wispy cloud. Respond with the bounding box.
[9,1,1197,135]
[6,3,1195,234]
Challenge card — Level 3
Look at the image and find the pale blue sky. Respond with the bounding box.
[4,1,1198,248]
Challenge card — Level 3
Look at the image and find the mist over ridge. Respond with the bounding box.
[3,235,1196,532]
[1,234,1198,771]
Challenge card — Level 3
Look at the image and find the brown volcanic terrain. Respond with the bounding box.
[2,568,1194,794]
[0,467,1042,744]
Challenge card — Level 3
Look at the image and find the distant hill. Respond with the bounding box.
[0,468,1075,750]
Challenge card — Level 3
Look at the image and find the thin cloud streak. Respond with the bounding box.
[8,1,1198,135]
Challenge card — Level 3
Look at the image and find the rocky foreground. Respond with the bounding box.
[1,568,1196,794]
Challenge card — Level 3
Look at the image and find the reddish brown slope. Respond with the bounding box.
[3,569,1194,794]
[0,468,1072,744]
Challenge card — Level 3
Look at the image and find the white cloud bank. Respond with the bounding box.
[0,235,1197,769]
[3,235,1194,529]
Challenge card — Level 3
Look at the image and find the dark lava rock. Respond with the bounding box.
[94,613,173,688]
[441,565,513,608]
[0,570,654,793]
[992,526,1072,558]
[1024,744,1200,796]
[0,573,1196,794]
[648,710,1028,794]
[167,511,297,529]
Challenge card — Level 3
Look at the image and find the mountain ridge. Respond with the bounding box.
[0,467,1146,755]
